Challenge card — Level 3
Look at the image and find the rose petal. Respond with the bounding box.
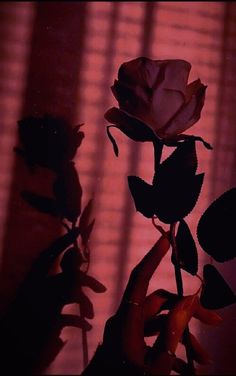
[111,81,159,131]
[162,60,191,94]
[111,80,150,113]
[151,60,169,90]
[111,79,132,104]
[150,61,189,130]
[104,107,155,142]
[161,84,206,136]
[186,79,202,102]
[143,58,164,88]
[152,88,185,131]
[118,57,163,89]
[110,58,203,138]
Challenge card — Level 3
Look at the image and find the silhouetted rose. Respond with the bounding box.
[17,115,84,171]
[105,57,206,141]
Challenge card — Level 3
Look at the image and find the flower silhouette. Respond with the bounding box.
[17,114,84,172]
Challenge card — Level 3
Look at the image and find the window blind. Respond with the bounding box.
[0,2,35,267]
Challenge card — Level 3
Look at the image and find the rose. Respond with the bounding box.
[104,57,207,144]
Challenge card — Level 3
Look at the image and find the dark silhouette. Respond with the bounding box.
[0,115,106,374]
[82,233,223,375]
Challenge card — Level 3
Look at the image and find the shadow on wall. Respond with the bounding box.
[0,3,98,373]
[0,113,106,374]
[0,2,88,313]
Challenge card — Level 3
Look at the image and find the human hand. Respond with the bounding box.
[82,233,222,375]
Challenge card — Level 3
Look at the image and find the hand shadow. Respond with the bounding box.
[0,228,106,374]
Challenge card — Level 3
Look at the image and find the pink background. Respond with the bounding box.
[0,2,235,374]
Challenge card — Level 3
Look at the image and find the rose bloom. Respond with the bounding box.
[104,57,206,142]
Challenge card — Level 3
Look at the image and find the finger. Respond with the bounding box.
[144,317,212,363]
[147,295,198,375]
[146,351,176,375]
[58,313,92,331]
[112,234,170,367]
[34,337,66,373]
[119,233,170,310]
[144,319,212,365]
[76,291,94,319]
[26,227,80,281]
[143,289,178,320]
[144,314,167,337]
[80,273,107,293]
[161,295,198,353]
[144,291,223,326]
[172,357,190,375]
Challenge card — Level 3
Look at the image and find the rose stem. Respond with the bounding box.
[81,308,89,369]
[153,138,163,184]
[72,222,89,369]
[170,222,195,375]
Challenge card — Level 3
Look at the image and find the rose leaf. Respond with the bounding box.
[200,264,236,309]
[128,176,155,218]
[156,140,198,182]
[197,188,236,262]
[172,219,198,275]
[154,173,204,224]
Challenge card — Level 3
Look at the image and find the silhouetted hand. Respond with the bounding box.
[0,228,106,374]
[82,233,222,375]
